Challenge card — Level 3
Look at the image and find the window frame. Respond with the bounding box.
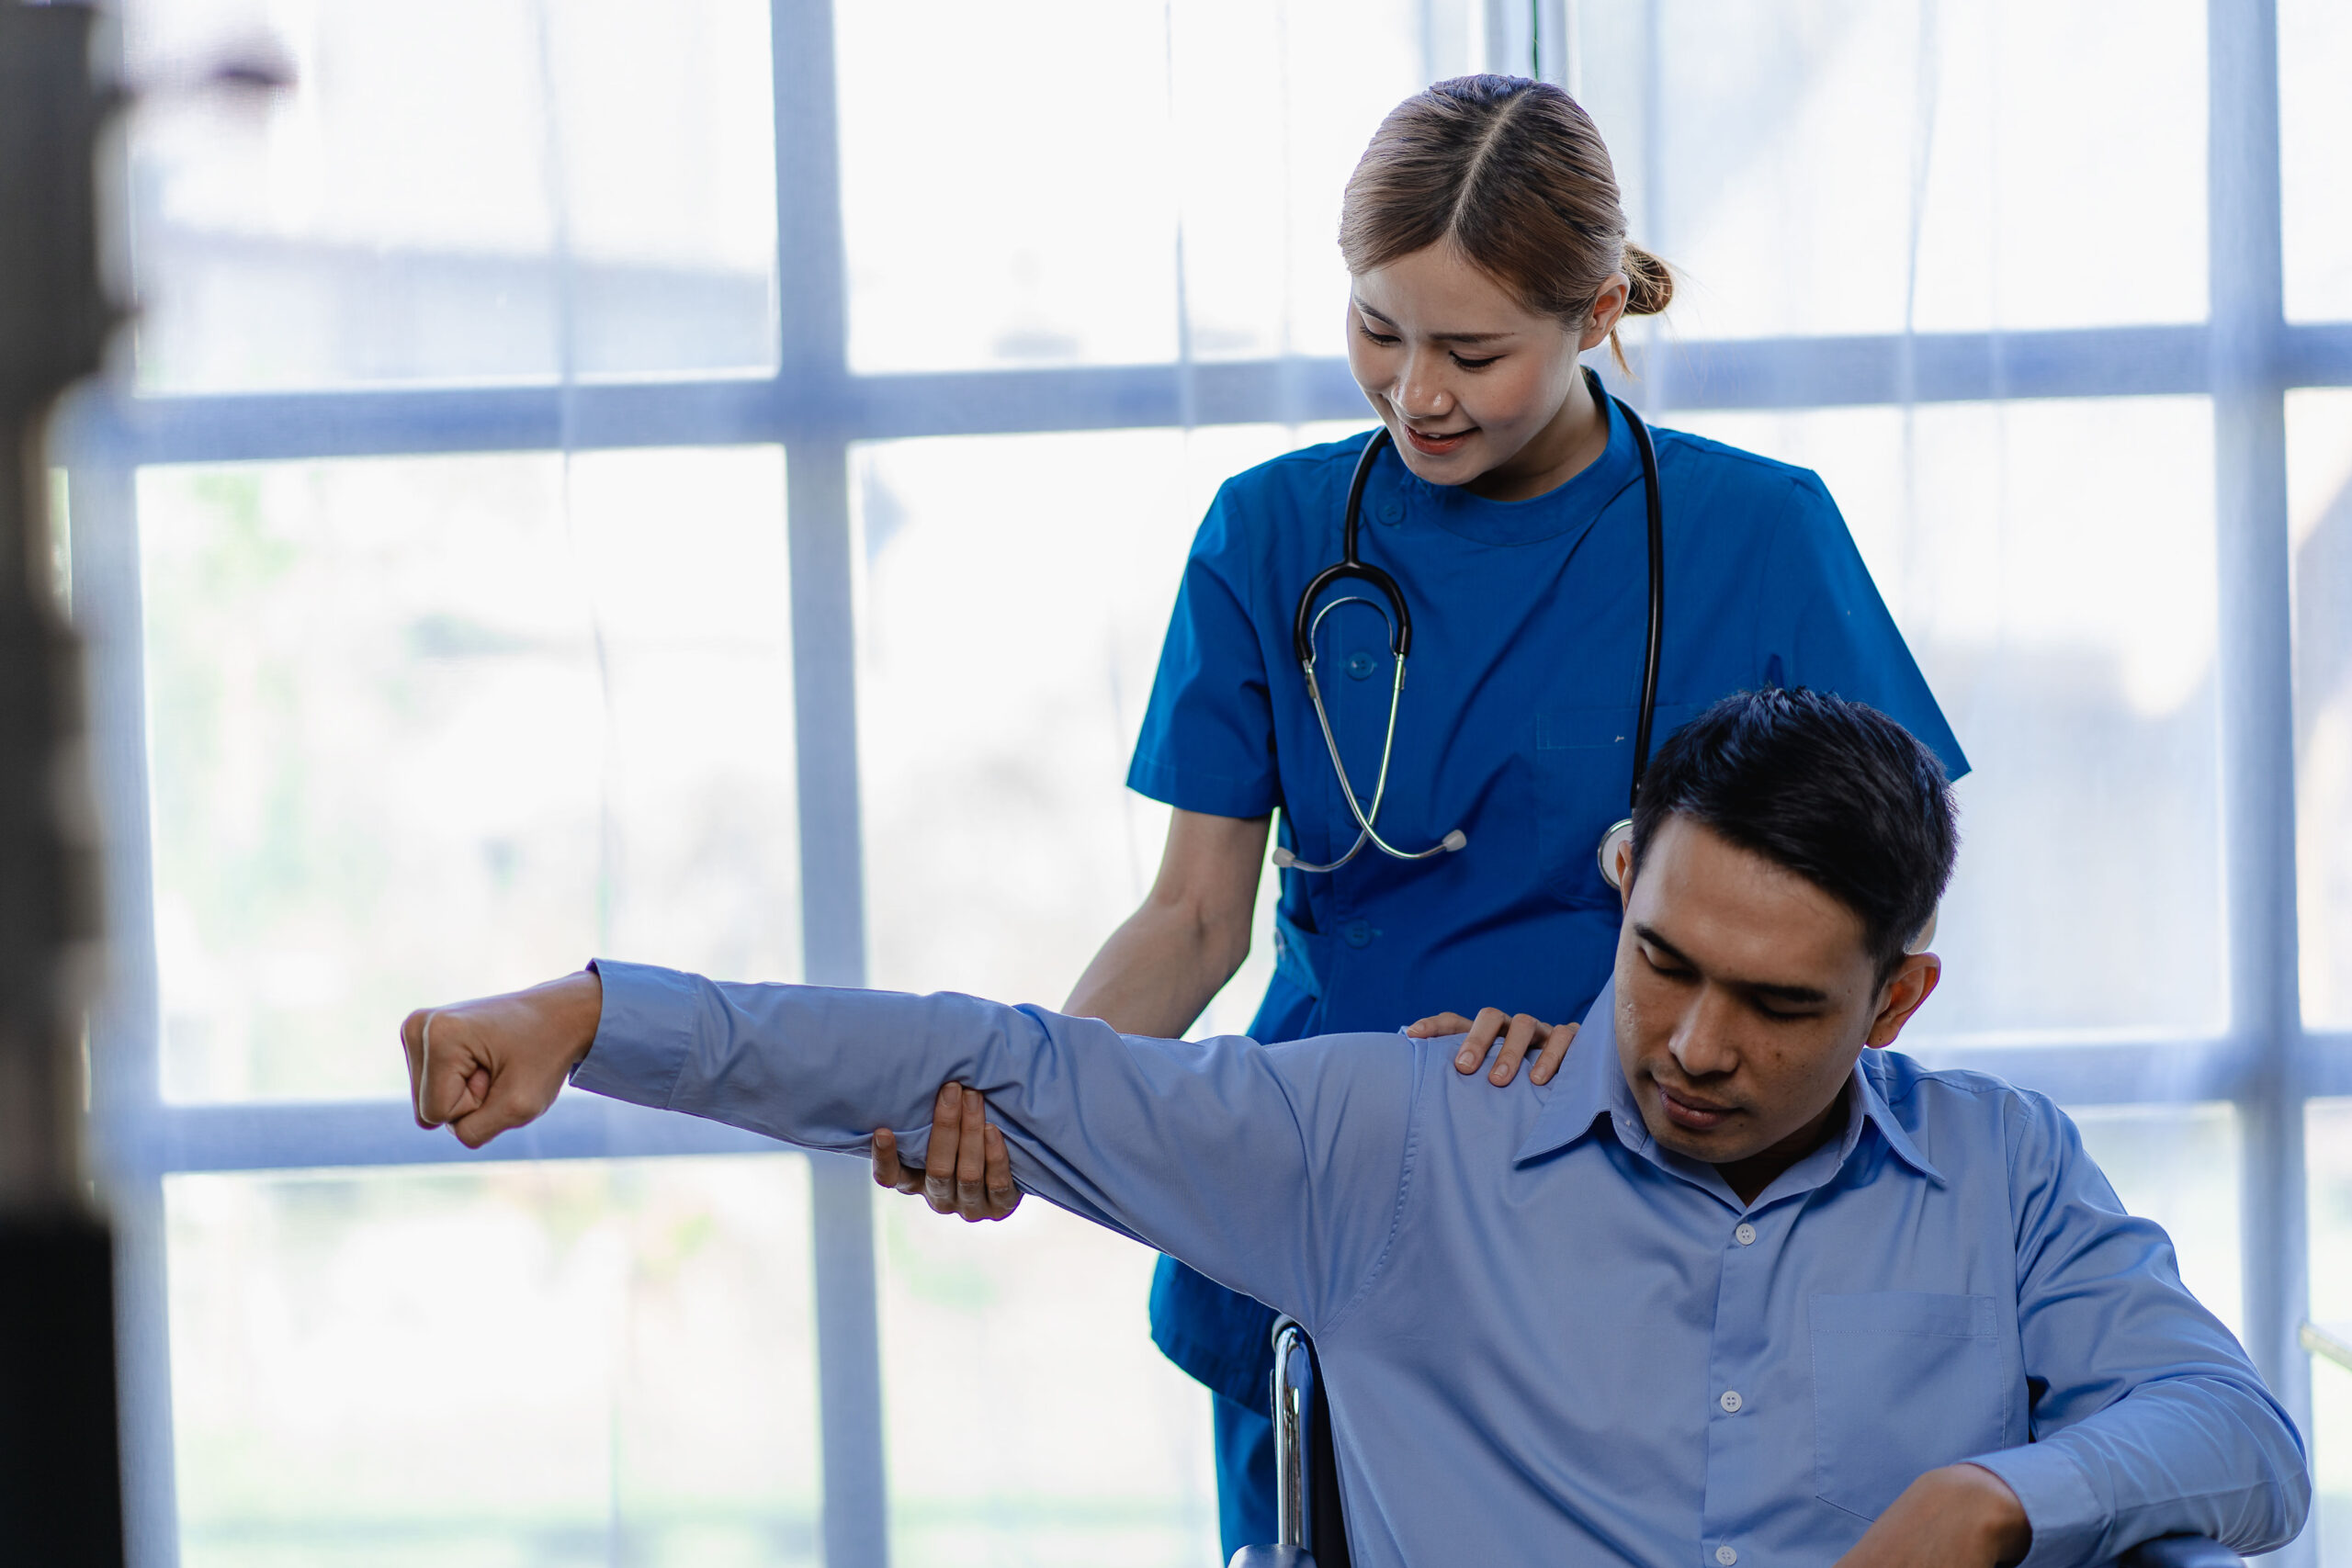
[56,2,2351,1565]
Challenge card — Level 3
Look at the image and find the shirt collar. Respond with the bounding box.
[1513,978,1945,1190]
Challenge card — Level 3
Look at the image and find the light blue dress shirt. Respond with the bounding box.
[574,960,2307,1567]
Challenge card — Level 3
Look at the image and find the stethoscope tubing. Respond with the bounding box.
[1279,369,1664,879]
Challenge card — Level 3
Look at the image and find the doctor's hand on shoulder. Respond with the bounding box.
[1406,1008,1577,1086]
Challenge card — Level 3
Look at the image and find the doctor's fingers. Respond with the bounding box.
[982,1126,1022,1219]
[1404,1012,1479,1066]
[954,1086,991,1217]
[1487,1012,1551,1084]
[1529,1021,1578,1087]
[922,1084,968,1214]
[871,1128,925,1197]
[942,1086,1020,1221]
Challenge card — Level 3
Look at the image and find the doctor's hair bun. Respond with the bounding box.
[1341,74,1674,370]
[1622,243,1675,318]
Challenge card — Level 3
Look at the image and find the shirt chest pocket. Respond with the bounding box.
[1532,702,1702,907]
[1811,1291,2008,1522]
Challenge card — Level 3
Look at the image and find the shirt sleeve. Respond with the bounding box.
[1125,479,1283,818]
[1962,1094,2309,1565]
[572,958,1419,1335]
[1758,472,1972,783]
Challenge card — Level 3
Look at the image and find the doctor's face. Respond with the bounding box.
[1611,816,1939,1192]
[1345,244,1600,500]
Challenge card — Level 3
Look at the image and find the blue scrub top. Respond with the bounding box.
[1131,399,1968,1045]
[1130,402,1971,1406]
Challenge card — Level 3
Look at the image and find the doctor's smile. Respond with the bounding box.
[1396,421,1475,457]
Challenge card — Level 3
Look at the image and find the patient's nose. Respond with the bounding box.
[1668,997,1740,1077]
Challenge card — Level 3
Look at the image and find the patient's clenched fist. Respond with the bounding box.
[400,970,603,1149]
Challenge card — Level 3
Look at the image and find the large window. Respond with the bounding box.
[58,1,2351,1564]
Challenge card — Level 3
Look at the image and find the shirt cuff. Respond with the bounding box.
[1965,1444,2104,1568]
[569,958,695,1110]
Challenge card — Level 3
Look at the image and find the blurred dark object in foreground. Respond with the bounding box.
[0,3,124,1563]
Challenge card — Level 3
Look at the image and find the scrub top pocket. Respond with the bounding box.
[1532,701,1702,906]
[1811,1291,2007,1522]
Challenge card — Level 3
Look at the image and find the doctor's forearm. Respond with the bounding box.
[1063,808,1267,1038]
[1064,897,1250,1038]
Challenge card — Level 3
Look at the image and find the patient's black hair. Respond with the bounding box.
[1628,688,1957,983]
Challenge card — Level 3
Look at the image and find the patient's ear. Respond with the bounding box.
[1864,953,1940,1049]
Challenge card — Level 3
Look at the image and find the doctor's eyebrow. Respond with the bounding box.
[1351,299,1514,344]
[1632,922,1833,1006]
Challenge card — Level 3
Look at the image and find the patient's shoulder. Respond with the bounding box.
[1861,1050,2082,1170]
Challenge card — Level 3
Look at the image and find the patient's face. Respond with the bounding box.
[1612,817,1921,1190]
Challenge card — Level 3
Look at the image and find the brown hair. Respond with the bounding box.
[1340,74,1672,370]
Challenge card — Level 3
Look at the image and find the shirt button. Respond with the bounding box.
[1343,919,1373,948]
[1735,1223,1757,1247]
[1716,1548,1738,1566]
[1719,1389,1743,1414]
[1377,497,1403,525]
[1345,649,1377,681]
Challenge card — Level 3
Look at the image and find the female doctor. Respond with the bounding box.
[874,74,1969,1557]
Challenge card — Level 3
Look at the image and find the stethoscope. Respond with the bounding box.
[1272,367,1665,891]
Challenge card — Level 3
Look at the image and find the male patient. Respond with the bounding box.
[401,690,2307,1567]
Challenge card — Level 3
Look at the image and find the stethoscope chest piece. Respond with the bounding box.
[1597,818,1634,891]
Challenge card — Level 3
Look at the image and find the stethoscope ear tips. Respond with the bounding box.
[1597,818,1634,891]
[1440,829,1467,853]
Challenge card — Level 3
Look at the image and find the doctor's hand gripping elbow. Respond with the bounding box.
[872,1082,1022,1222]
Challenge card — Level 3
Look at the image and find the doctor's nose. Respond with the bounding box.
[1391,360,1453,422]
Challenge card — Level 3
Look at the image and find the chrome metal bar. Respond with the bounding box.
[2299,1320,2352,1376]
[1272,1321,1310,1549]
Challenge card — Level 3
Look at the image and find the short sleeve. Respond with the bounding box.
[1126,479,1283,818]
[1760,473,1971,783]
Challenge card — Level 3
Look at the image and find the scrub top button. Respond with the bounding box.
[1719,1389,1743,1414]
[1735,1223,1757,1246]
[1377,497,1403,525]
[1343,919,1373,948]
[1717,1548,1738,1566]
[1345,650,1378,680]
